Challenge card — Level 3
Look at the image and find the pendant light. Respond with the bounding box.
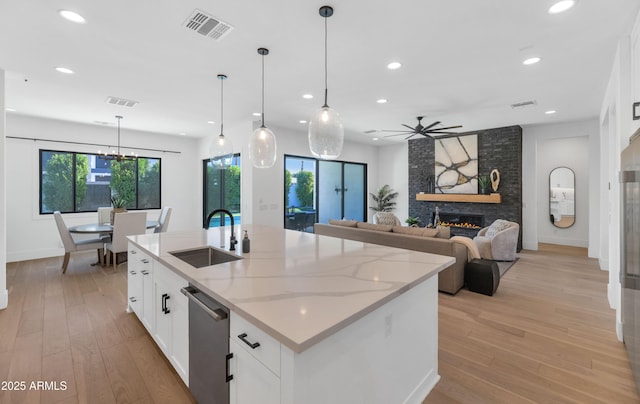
[308,5,344,160]
[99,115,137,161]
[249,48,277,168]
[210,74,233,169]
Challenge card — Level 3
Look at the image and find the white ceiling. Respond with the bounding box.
[1,0,639,145]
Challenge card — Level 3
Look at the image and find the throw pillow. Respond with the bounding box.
[435,226,451,239]
[392,226,426,236]
[422,228,440,238]
[485,219,511,239]
[356,222,394,232]
[328,219,358,227]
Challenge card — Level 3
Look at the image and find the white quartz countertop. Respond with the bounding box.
[128,224,454,353]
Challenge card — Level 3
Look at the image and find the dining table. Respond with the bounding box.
[68,220,159,234]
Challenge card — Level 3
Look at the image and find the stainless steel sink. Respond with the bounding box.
[169,247,241,268]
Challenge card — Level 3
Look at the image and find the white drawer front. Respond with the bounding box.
[230,312,281,376]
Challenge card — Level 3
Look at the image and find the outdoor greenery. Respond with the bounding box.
[369,184,398,212]
[42,153,89,212]
[40,150,161,213]
[295,170,314,208]
[284,169,292,208]
[204,158,241,226]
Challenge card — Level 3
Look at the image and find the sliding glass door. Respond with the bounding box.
[203,154,241,227]
[318,161,366,224]
[284,155,366,232]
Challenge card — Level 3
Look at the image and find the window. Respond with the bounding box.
[203,154,241,227]
[39,149,161,214]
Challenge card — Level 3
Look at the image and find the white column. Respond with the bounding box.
[0,68,7,309]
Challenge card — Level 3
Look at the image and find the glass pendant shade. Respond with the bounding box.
[249,125,277,168]
[209,133,233,168]
[308,105,344,159]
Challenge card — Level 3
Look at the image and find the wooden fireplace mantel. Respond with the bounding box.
[416,193,502,204]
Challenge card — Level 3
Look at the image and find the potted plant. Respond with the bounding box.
[369,184,398,212]
[478,175,491,195]
[406,217,421,227]
[110,194,128,224]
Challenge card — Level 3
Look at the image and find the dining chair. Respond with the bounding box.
[105,211,147,269]
[97,207,113,225]
[53,211,105,274]
[154,206,172,233]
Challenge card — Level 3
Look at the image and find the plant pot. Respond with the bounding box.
[110,208,127,224]
[479,187,490,195]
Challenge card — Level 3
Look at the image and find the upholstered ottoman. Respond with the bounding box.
[465,259,500,296]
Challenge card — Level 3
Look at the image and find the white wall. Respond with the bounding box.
[377,143,409,224]
[521,120,599,252]
[0,69,7,309]
[6,115,201,262]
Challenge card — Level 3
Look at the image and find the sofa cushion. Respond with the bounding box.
[328,219,358,228]
[356,222,393,232]
[485,219,511,239]
[392,226,426,236]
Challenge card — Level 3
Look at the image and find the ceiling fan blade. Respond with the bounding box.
[421,121,441,131]
[379,130,413,133]
[427,131,461,135]
[384,132,413,137]
[405,133,418,140]
[401,124,416,131]
[426,125,463,132]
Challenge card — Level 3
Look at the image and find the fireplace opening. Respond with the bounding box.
[431,212,484,229]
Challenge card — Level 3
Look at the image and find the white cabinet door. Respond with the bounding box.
[229,338,280,404]
[152,261,189,386]
[169,289,189,384]
[140,259,155,333]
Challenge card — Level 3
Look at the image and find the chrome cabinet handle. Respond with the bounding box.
[129,297,137,302]
[141,270,149,275]
[141,259,149,264]
[129,270,137,275]
[130,250,137,254]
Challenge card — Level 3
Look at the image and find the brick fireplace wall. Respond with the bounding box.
[408,125,522,250]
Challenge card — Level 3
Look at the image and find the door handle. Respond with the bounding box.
[226,353,234,382]
[161,293,171,314]
[237,333,260,349]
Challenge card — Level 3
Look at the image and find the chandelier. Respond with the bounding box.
[99,115,137,161]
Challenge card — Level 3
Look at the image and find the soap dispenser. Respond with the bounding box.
[242,231,250,253]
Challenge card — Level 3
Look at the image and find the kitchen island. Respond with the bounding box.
[127,224,454,404]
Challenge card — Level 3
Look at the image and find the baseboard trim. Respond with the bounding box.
[0,289,7,310]
[617,319,623,342]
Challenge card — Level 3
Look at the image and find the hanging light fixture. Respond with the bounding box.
[210,74,233,169]
[308,5,344,160]
[249,48,277,168]
[99,115,137,161]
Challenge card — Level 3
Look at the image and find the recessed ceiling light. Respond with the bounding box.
[545,110,557,114]
[58,10,86,24]
[5,108,16,112]
[372,137,379,141]
[252,112,261,117]
[548,1,576,14]
[299,120,308,124]
[302,94,313,99]
[207,121,215,125]
[179,132,187,136]
[55,67,75,74]
[376,98,388,104]
[387,62,402,70]
[522,57,541,65]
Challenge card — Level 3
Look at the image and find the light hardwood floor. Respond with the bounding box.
[0,247,638,403]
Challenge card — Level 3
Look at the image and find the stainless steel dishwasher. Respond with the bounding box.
[181,285,232,404]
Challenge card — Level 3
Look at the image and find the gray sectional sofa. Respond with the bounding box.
[314,220,468,294]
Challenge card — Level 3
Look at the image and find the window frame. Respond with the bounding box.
[39,148,162,214]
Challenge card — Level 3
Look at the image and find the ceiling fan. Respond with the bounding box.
[381,116,462,140]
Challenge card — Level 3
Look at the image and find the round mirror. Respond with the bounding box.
[549,167,575,228]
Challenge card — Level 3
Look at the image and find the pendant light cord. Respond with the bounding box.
[261,53,266,127]
[323,15,329,108]
[116,115,121,155]
[220,77,224,136]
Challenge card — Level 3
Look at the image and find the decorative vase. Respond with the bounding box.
[110,208,127,225]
